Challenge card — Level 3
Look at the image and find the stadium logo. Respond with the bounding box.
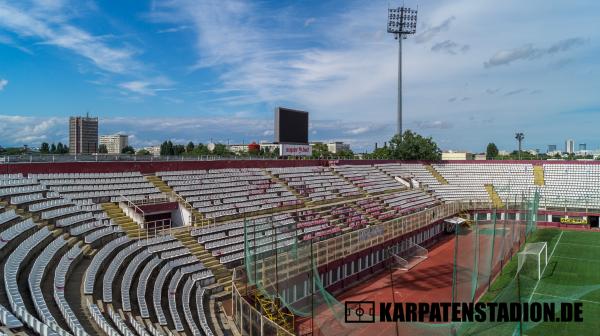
[344,301,376,323]
[344,301,584,323]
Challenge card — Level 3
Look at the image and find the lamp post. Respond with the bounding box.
[387,6,418,137]
[515,132,524,160]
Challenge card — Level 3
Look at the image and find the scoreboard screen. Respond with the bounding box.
[274,107,309,144]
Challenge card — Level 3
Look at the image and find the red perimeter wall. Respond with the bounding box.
[2,159,598,175]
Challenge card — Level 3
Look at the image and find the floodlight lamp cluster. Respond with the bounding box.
[387,7,418,35]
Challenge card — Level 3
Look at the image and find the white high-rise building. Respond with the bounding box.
[100,134,129,154]
[565,139,575,154]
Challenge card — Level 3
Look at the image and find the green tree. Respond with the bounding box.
[212,143,231,156]
[173,144,185,155]
[186,141,195,153]
[137,149,151,155]
[369,146,392,159]
[311,143,329,158]
[40,142,50,154]
[337,149,355,159]
[98,144,108,154]
[191,143,210,156]
[160,140,176,155]
[56,142,64,153]
[121,146,135,154]
[486,143,499,159]
[389,130,441,161]
[50,143,57,154]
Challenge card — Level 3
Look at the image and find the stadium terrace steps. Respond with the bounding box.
[424,164,449,185]
[484,184,505,208]
[101,202,141,238]
[264,169,308,202]
[173,230,232,292]
[145,175,173,193]
[533,165,545,186]
[146,175,208,226]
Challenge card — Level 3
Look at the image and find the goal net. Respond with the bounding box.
[517,242,548,280]
[387,241,428,270]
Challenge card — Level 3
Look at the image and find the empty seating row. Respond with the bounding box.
[333,165,405,194]
[153,256,198,325]
[87,301,119,336]
[54,244,88,335]
[4,226,62,335]
[196,288,214,336]
[107,305,135,336]
[84,236,130,294]
[0,209,18,225]
[182,278,201,336]
[28,236,71,335]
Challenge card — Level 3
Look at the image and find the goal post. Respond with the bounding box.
[388,250,409,270]
[386,242,429,271]
[517,242,548,280]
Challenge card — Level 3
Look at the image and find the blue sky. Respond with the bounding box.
[0,0,599,153]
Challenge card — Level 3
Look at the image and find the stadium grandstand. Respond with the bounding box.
[1,159,599,336]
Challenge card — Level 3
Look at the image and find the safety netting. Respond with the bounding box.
[238,190,560,336]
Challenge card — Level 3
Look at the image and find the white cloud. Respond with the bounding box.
[157,25,189,34]
[414,16,455,44]
[484,37,587,68]
[431,40,470,55]
[0,2,139,74]
[0,115,66,144]
[0,1,175,98]
[119,77,174,96]
[0,78,7,91]
[304,17,316,27]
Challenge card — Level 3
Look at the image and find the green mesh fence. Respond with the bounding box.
[242,190,548,336]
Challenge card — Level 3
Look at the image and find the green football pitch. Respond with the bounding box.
[483,228,600,336]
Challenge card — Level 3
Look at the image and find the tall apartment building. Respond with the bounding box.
[565,139,575,154]
[100,134,129,154]
[69,115,98,155]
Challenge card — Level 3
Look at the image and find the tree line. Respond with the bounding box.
[40,142,69,154]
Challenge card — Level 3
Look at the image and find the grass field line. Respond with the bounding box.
[552,255,600,264]
[533,292,600,305]
[557,242,600,248]
[528,231,564,304]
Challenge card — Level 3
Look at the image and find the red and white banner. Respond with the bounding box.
[279,144,312,156]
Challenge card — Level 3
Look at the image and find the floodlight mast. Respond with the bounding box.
[387,6,417,137]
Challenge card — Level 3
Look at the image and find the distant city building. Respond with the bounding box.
[69,115,98,155]
[579,143,587,151]
[547,145,557,153]
[527,149,539,155]
[565,139,575,154]
[229,141,350,155]
[100,134,129,154]
[441,151,474,160]
[229,142,280,154]
[498,150,510,156]
[474,153,487,160]
[325,141,351,154]
[547,150,562,157]
[144,146,161,156]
